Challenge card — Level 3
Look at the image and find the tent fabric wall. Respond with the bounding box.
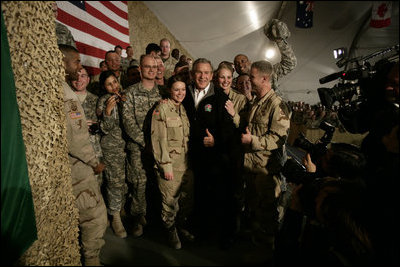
[128,2,193,61]
[1,1,81,265]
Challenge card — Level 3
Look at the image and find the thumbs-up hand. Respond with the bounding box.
[241,127,252,144]
[203,128,215,147]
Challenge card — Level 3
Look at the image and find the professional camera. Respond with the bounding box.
[114,91,126,102]
[317,45,399,134]
[282,121,335,217]
[293,120,335,163]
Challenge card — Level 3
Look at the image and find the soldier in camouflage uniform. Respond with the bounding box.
[71,68,104,186]
[232,19,297,95]
[160,38,178,80]
[53,3,76,48]
[97,70,128,238]
[59,44,107,266]
[121,55,162,237]
[241,60,291,249]
[151,75,193,249]
[264,19,297,94]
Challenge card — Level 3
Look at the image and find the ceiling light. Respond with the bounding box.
[265,48,276,59]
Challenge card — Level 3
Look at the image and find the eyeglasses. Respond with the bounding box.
[142,65,158,69]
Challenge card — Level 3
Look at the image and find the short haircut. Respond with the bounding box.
[140,54,155,66]
[58,44,79,56]
[105,50,117,60]
[127,65,139,72]
[251,60,273,76]
[192,58,213,72]
[99,60,106,68]
[126,45,132,49]
[145,43,161,55]
[160,38,170,45]
[114,45,122,50]
[174,60,189,70]
[234,54,249,61]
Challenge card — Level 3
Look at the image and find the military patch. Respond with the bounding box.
[153,109,160,116]
[204,104,212,112]
[70,102,78,111]
[70,112,82,119]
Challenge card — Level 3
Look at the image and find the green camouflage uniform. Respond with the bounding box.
[62,81,107,260]
[151,99,193,229]
[97,94,127,215]
[264,19,297,94]
[79,91,104,186]
[243,88,291,243]
[56,21,76,48]
[121,82,161,218]
[162,56,178,80]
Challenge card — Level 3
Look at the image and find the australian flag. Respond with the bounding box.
[296,1,314,28]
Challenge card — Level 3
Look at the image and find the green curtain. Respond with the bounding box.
[1,9,38,265]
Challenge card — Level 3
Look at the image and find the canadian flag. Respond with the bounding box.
[370,1,392,28]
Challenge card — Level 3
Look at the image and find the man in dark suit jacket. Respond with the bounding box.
[182,58,242,247]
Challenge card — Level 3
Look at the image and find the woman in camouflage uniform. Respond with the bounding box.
[151,75,192,249]
[97,70,127,238]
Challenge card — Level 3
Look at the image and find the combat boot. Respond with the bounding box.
[84,256,102,266]
[132,217,143,237]
[168,227,181,249]
[179,228,195,242]
[139,215,147,226]
[111,212,127,238]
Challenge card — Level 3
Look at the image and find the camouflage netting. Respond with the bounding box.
[128,1,193,60]
[2,1,81,265]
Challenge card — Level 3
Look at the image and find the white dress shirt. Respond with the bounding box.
[194,83,210,109]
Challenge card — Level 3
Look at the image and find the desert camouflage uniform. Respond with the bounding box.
[56,21,76,48]
[121,82,161,218]
[151,99,193,229]
[227,88,249,128]
[162,56,178,80]
[79,91,104,186]
[62,81,107,261]
[243,88,291,244]
[97,93,127,215]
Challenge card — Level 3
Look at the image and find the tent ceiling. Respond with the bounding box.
[145,1,399,104]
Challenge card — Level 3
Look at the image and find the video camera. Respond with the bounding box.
[317,45,399,134]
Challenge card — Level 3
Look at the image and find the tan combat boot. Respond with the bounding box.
[168,227,181,249]
[111,212,127,238]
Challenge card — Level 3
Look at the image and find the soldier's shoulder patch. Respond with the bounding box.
[279,102,290,118]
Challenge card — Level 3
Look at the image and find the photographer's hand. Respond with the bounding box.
[303,153,316,173]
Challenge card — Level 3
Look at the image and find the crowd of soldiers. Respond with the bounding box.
[57,10,399,266]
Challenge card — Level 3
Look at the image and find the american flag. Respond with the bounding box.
[56,1,129,76]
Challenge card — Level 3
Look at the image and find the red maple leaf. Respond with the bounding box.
[377,3,388,17]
